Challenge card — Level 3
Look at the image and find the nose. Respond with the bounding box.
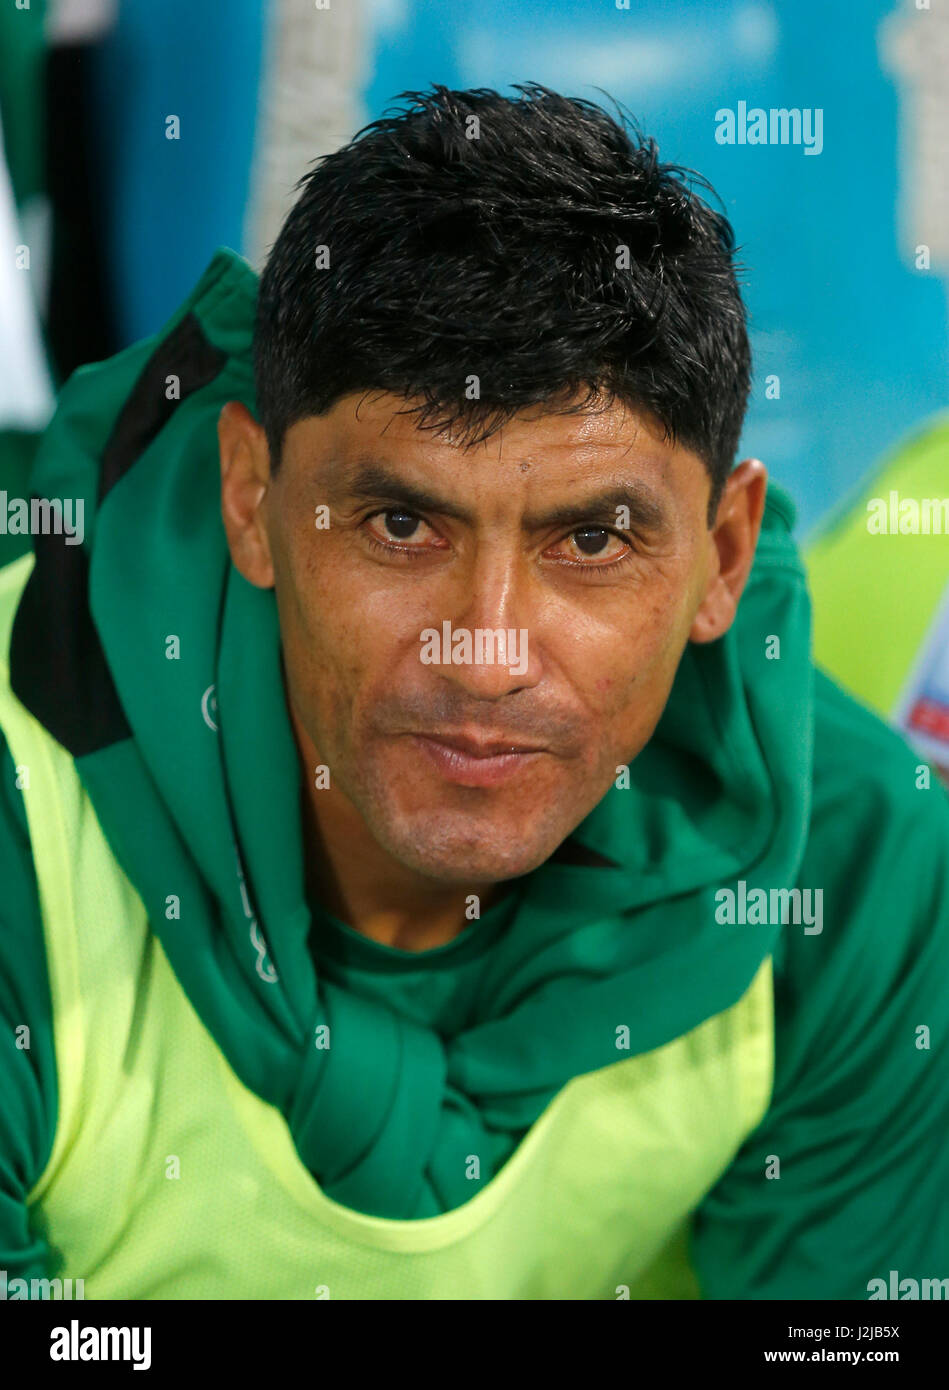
[425,550,541,700]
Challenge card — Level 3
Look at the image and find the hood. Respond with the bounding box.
[9,246,814,1217]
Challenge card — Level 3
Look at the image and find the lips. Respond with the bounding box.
[420,730,546,758]
[409,731,545,788]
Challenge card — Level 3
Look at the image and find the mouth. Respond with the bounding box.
[409,731,546,788]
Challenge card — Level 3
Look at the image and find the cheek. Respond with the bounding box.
[272,544,356,723]
[277,537,421,725]
[578,577,694,723]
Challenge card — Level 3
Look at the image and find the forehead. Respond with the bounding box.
[282,390,710,519]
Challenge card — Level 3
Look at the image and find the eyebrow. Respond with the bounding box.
[528,487,668,534]
[344,464,470,521]
[341,462,670,533]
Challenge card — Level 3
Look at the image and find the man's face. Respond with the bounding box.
[256,391,729,885]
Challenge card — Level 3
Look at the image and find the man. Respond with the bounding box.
[1,84,947,1301]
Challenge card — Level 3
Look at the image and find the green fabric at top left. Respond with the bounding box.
[0,0,47,211]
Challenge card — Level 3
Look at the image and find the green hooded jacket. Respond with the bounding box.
[1,247,948,1298]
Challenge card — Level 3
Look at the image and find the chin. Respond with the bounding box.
[380,811,558,884]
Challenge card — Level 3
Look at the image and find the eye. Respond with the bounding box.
[573,528,613,556]
[374,509,423,542]
[548,526,631,566]
[362,508,447,556]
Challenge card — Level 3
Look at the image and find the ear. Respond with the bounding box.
[689,458,768,644]
[218,401,275,589]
